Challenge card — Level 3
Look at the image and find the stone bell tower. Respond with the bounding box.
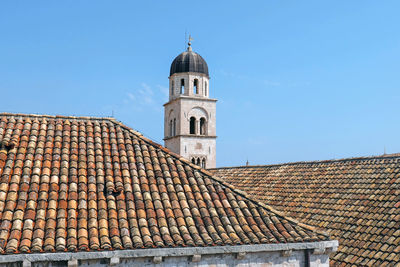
[164,40,217,168]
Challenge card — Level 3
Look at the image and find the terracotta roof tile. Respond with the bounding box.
[211,155,400,266]
[0,113,329,255]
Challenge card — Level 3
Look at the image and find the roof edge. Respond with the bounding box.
[211,153,400,170]
[0,241,339,263]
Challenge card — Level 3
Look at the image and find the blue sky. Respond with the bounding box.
[1,1,399,167]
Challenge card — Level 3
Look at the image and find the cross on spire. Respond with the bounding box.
[187,35,193,51]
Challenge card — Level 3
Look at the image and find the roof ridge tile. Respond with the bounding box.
[212,153,400,170]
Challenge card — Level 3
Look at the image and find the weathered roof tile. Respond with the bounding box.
[211,155,400,266]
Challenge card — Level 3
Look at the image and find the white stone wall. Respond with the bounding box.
[164,136,181,154]
[169,73,209,100]
[3,250,330,267]
[164,72,217,168]
[80,251,329,266]
[165,136,216,168]
[177,98,216,136]
[0,241,338,267]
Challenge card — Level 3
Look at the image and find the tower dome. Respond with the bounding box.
[170,46,209,77]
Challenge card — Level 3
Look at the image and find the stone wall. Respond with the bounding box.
[164,96,217,168]
[0,250,330,267]
[169,73,209,101]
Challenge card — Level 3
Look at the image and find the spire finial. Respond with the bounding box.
[187,35,193,51]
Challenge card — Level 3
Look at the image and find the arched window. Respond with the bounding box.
[173,118,176,136]
[191,158,196,164]
[196,158,200,166]
[200,117,206,135]
[180,79,185,94]
[194,79,199,94]
[169,120,172,136]
[201,159,206,168]
[190,117,196,134]
[205,81,208,96]
[171,80,174,95]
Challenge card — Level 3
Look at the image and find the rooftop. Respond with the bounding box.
[0,112,329,255]
[210,154,400,266]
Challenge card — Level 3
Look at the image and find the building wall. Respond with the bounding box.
[164,96,216,137]
[178,136,216,169]
[164,97,217,168]
[0,250,330,267]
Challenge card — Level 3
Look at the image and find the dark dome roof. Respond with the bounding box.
[170,49,209,77]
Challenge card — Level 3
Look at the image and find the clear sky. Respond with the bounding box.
[1,1,399,167]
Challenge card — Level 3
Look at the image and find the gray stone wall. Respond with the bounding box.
[0,250,330,267]
[79,250,328,267]
[0,241,338,267]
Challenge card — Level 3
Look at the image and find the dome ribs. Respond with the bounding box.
[170,50,209,77]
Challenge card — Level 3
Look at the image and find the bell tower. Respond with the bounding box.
[164,40,217,168]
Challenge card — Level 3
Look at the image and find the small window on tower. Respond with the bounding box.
[194,79,199,94]
[191,158,195,164]
[180,79,185,94]
[196,158,200,166]
[169,120,173,136]
[205,81,208,96]
[201,159,206,168]
[190,117,196,134]
[173,118,176,136]
[200,117,206,135]
[171,81,174,95]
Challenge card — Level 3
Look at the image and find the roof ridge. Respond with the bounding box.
[0,112,116,122]
[0,112,168,157]
[211,153,400,170]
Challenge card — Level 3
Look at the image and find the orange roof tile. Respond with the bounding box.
[210,155,400,266]
[0,113,329,255]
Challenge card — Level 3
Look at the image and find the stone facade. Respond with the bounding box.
[0,241,338,267]
[164,65,217,168]
[7,251,328,267]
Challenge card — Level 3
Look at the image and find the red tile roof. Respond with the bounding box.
[0,113,329,254]
[210,155,400,266]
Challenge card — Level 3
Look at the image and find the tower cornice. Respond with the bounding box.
[169,72,210,79]
[163,135,218,141]
[164,96,217,106]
